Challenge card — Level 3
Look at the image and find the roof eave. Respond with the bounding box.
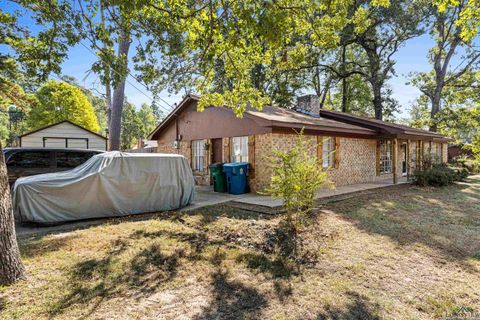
[320,110,452,140]
[19,120,107,140]
[268,121,376,136]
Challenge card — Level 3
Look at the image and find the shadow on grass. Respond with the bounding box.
[236,253,295,279]
[316,292,380,320]
[194,269,267,320]
[130,229,226,260]
[49,239,181,319]
[0,295,6,312]
[325,182,480,264]
[179,203,278,225]
[273,280,293,302]
[17,203,276,241]
[19,233,79,258]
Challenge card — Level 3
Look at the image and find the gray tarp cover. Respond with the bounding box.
[13,152,195,224]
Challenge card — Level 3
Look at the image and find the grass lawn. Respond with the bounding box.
[1,177,480,319]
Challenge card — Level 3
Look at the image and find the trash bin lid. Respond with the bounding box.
[209,162,224,168]
[223,162,249,168]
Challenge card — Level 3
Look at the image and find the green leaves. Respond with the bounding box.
[5,0,399,118]
[2,1,80,81]
[265,131,332,220]
[124,0,397,115]
[27,80,100,132]
[121,101,142,150]
[434,0,480,41]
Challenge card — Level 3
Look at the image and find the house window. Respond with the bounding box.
[192,140,205,172]
[380,139,392,174]
[322,136,335,168]
[231,136,248,163]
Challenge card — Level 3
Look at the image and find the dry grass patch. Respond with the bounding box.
[1,177,480,319]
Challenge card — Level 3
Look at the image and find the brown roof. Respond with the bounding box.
[148,95,452,142]
[320,109,451,141]
[20,120,107,140]
[148,95,377,139]
[245,106,376,135]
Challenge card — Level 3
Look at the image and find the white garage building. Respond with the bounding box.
[19,120,108,151]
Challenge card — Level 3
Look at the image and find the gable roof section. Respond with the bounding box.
[148,95,452,142]
[148,94,198,140]
[20,120,107,140]
[320,109,451,141]
[149,95,376,139]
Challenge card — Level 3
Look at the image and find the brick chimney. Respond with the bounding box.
[295,94,321,116]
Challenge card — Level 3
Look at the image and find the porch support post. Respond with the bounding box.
[406,139,411,180]
[392,138,398,184]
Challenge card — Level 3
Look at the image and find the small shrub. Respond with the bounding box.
[414,163,466,187]
[264,131,333,263]
[454,156,480,174]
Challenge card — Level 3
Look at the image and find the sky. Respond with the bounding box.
[2,0,452,119]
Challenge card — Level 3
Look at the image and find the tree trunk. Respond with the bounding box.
[429,89,442,132]
[319,76,331,109]
[341,45,348,113]
[372,84,383,120]
[109,28,131,151]
[0,142,26,285]
[106,83,112,132]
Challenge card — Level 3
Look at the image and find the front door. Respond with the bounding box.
[212,138,223,164]
[401,144,407,176]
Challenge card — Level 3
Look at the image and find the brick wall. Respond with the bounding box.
[249,133,383,192]
[249,133,317,192]
[330,137,379,186]
[442,143,448,163]
[158,135,449,193]
[408,140,419,174]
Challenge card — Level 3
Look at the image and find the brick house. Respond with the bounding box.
[148,94,451,192]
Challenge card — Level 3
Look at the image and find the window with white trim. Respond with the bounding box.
[231,136,248,163]
[322,136,335,169]
[380,139,392,174]
[192,140,205,171]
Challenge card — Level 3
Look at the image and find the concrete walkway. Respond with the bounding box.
[190,178,410,209]
[184,186,254,211]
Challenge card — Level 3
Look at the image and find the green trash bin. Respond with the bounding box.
[209,163,226,192]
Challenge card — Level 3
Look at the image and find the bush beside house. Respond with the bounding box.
[414,163,469,187]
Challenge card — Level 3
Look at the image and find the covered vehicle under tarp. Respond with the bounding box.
[13,152,195,224]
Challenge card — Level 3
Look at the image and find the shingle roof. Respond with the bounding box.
[319,109,451,141]
[148,95,452,142]
[245,106,376,135]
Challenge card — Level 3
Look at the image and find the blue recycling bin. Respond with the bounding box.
[223,162,249,195]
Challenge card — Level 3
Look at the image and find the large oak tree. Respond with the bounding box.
[410,0,480,131]
[1,1,76,285]
[0,143,25,285]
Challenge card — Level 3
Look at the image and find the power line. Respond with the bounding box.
[77,41,174,113]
